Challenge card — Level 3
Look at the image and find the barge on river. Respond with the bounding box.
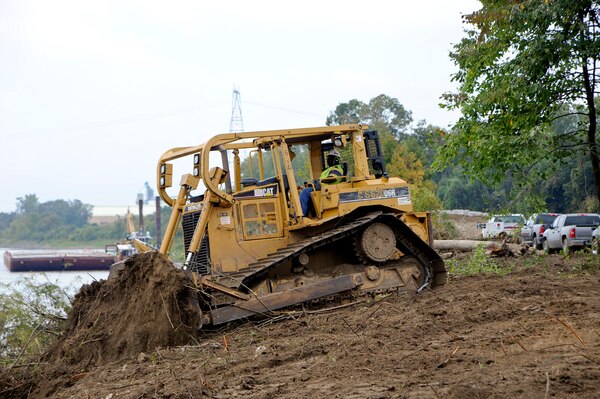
[3,250,115,272]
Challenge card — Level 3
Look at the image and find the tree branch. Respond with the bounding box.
[556,129,588,138]
[523,140,589,175]
[549,112,589,122]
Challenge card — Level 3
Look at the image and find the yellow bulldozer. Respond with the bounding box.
[156,124,446,327]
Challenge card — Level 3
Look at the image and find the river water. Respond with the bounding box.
[0,248,109,293]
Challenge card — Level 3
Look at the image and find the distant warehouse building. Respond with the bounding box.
[89,205,158,225]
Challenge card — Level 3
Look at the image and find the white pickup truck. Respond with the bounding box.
[541,213,600,254]
[478,214,524,239]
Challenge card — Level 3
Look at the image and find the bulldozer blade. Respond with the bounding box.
[208,274,363,326]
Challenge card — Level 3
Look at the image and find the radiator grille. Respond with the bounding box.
[182,210,211,275]
[182,211,200,254]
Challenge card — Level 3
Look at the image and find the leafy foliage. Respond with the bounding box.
[388,145,424,185]
[326,90,600,213]
[0,196,130,244]
[0,277,74,365]
[437,0,600,207]
[412,186,443,212]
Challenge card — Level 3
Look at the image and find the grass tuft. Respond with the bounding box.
[448,244,512,277]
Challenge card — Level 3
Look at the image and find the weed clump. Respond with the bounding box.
[448,244,512,277]
[0,278,74,367]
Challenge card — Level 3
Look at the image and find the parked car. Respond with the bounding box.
[478,214,525,239]
[520,213,560,250]
[541,213,600,254]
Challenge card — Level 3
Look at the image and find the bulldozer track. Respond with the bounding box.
[217,211,446,294]
[205,255,431,327]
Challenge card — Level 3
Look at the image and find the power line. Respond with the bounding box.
[244,100,325,118]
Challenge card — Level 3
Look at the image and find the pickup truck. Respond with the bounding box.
[541,213,600,254]
[520,213,560,250]
[477,214,524,239]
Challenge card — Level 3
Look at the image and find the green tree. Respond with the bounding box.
[325,99,366,125]
[388,144,424,185]
[39,199,92,228]
[437,0,600,206]
[15,194,39,215]
[326,94,413,139]
[436,173,501,211]
[412,185,443,212]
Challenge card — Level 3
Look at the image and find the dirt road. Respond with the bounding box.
[20,252,598,399]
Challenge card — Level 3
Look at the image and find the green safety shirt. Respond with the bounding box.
[319,164,344,185]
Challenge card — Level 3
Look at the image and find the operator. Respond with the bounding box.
[300,149,343,216]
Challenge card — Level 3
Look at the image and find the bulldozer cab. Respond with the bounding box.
[228,126,395,223]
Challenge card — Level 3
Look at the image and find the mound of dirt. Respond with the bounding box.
[43,252,201,369]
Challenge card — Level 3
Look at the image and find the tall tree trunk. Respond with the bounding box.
[582,59,600,207]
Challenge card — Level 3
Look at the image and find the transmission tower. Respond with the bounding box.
[229,86,244,133]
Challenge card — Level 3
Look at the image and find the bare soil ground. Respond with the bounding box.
[445,213,487,240]
[2,215,600,399]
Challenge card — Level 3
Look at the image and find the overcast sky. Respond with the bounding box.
[0,0,480,213]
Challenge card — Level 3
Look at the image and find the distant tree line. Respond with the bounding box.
[0,194,175,246]
[0,194,120,243]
